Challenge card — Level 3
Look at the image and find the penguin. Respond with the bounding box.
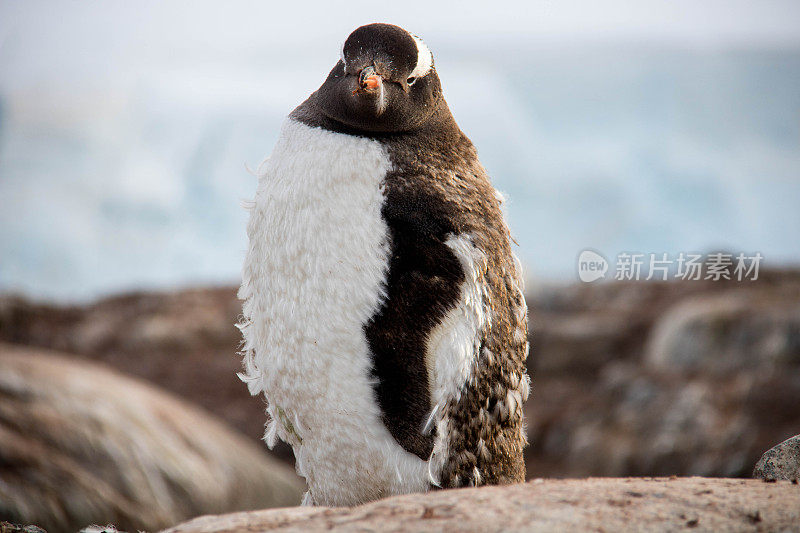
[238,23,530,507]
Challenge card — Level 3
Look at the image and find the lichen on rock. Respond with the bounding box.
[753,434,800,482]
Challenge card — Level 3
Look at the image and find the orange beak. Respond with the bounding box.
[363,74,380,90]
[355,66,381,93]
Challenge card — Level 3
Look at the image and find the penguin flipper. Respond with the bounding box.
[364,185,465,460]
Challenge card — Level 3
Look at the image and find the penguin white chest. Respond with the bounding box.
[239,119,430,506]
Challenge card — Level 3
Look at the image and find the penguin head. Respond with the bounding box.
[315,23,443,133]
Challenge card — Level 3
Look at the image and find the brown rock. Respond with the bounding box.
[0,288,281,454]
[753,434,800,481]
[645,292,800,375]
[160,477,800,533]
[0,344,305,533]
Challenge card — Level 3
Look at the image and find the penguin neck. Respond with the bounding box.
[406,100,464,143]
[290,92,463,144]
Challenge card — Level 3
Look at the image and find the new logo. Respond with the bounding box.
[577,249,608,282]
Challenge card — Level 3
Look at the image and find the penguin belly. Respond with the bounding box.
[239,119,430,506]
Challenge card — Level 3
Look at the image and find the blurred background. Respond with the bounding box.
[1,1,799,532]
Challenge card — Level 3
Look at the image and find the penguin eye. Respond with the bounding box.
[406,76,417,86]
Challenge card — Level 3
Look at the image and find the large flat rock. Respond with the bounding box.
[161,477,800,533]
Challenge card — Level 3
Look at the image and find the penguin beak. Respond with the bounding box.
[351,65,387,116]
[357,66,381,91]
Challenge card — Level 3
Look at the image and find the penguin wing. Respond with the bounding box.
[365,183,488,460]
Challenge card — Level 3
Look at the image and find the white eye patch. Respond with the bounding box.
[339,30,433,79]
[408,33,433,79]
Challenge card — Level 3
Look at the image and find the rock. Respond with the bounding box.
[753,434,800,481]
[1,523,47,533]
[645,292,800,375]
[78,526,126,533]
[553,369,756,477]
[532,312,635,375]
[0,344,305,533]
[0,288,281,452]
[160,478,800,533]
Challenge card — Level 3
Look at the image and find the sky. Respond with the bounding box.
[2,0,800,90]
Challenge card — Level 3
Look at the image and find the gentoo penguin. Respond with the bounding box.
[238,23,530,507]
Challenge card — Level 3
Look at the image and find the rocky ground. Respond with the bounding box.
[160,477,800,533]
[1,271,798,479]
